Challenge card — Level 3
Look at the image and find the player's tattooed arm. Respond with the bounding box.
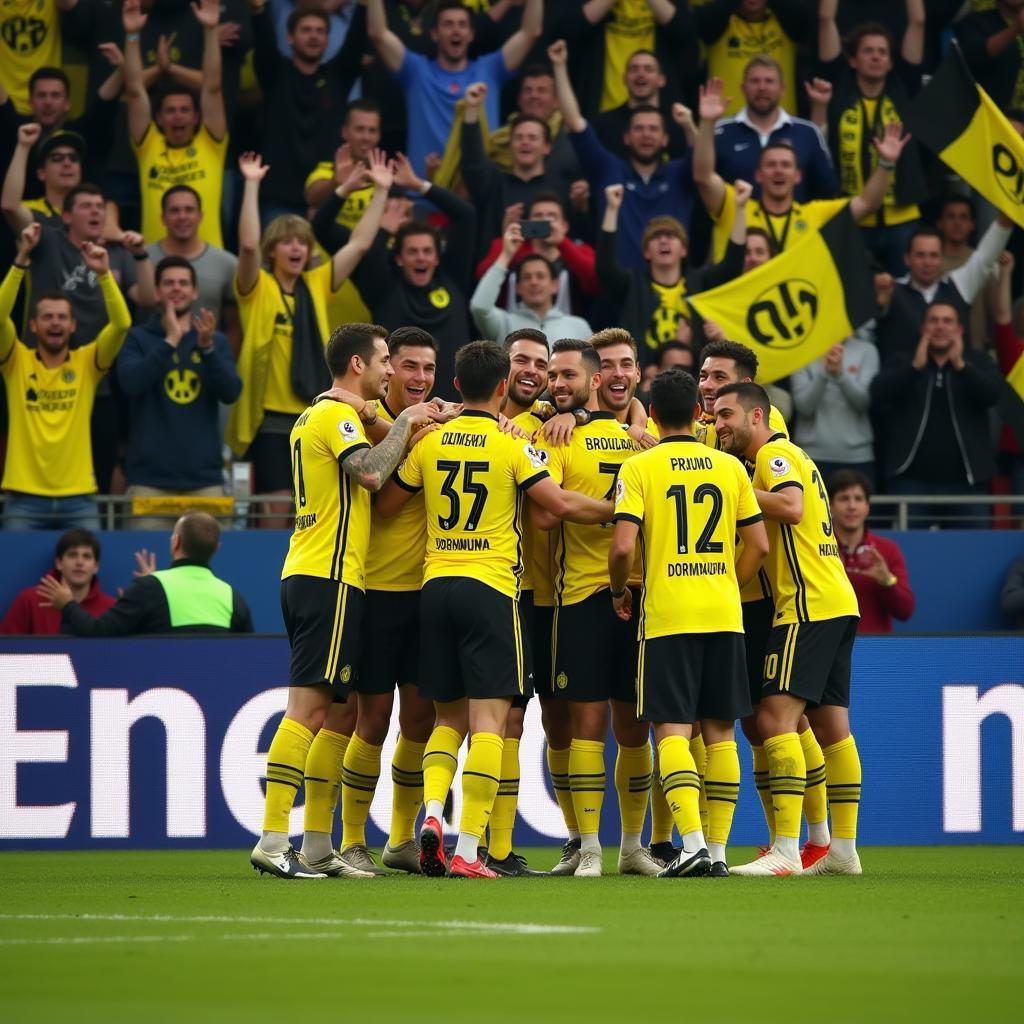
[343,405,437,491]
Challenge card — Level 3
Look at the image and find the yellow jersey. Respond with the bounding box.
[600,0,655,112]
[512,406,551,602]
[0,0,61,113]
[710,183,847,262]
[365,400,426,592]
[0,268,129,496]
[613,434,763,638]
[706,12,796,118]
[395,410,550,600]
[645,279,690,355]
[541,411,643,606]
[280,399,372,587]
[752,434,859,625]
[133,124,228,248]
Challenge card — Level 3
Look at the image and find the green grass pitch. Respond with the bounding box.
[2,847,1022,1023]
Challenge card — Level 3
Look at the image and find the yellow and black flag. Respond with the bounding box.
[688,206,877,384]
[904,45,1024,229]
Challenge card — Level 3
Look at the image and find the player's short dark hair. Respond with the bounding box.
[656,340,695,369]
[938,194,975,221]
[590,327,639,360]
[154,87,199,114]
[650,368,699,429]
[846,22,895,59]
[29,66,70,95]
[510,113,551,142]
[526,191,566,219]
[175,511,220,563]
[551,337,599,375]
[827,469,872,501]
[701,339,759,380]
[345,97,381,121]
[715,381,771,419]
[517,253,555,279]
[759,141,798,165]
[56,528,100,561]
[155,255,197,287]
[626,104,665,130]
[63,182,104,213]
[161,184,202,211]
[389,325,438,356]
[325,323,388,377]
[287,3,330,33]
[906,225,943,252]
[504,327,548,351]
[394,221,441,255]
[455,340,510,401]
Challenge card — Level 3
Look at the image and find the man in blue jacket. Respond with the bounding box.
[117,256,242,529]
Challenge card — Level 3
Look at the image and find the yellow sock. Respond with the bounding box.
[752,745,776,844]
[649,748,674,844]
[488,737,520,860]
[800,727,828,831]
[302,728,349,835]
[459,732,503,840]
[340,734,382,849]
[690,733,709,833]
[823,735,862,840]
[569,739,606,837]
[764,732,805,840]
[388,734,426,846]
[614,742,652,838]
[263,717,313,834]
[547,746,578,834]
[422,725,462,809]
[657,736,702,838]
[703,740,740,846]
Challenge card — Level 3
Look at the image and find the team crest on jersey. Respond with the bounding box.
[769,456,791,477]
[428,287,450,309]
[340,665,352,684]
[523,443,548,469]
[555,672,568,690]
[339,420,360,439]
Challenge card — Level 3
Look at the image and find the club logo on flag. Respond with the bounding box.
[746,280,818,348]
[993,144,1024,208]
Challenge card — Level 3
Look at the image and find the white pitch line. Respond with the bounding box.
[0,913,599,936]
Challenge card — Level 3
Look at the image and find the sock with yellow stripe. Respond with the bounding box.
[800,727,830,847]
[703,740,740,864]
[614,742,652,854]
[300,728,349,862]
[488,737,520,860]
[823,735,861,858]
[751,745,776,845]
[422,725,463,822]
[262,717,313,851]
[649,754,675,845]
[690,732,709,833]
[656,735,705,854]
[764,732,806,859]
[340,734,382,850]
[454,732,504,862]
[388,735,426,846]
[569,739,606,851]
[547,746,580,839]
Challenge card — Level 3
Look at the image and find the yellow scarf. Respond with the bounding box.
[838,94,901,206]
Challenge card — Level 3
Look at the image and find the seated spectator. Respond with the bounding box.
[470,222,593,342]
[714,56,837,202]
[791,325,879,486]
[593,49,691,159]
[638,340,696,406]
[817,1,928,274]
[828,469,914,633]
[251,0,366,222]
[122,0,228,247]
[145,185,239,348]
[118,257,242,530]
[460,81,572,250]
[3,123,83,232]
[37,511,254,635]
[938,195,999,352]
[1,225,130,531]
[695,75,905,262]
[227,151,394,528]
[0,528,115,635]
[1000,552,1024,629]
[957,0,1024,110]
[366,0,543,178]
[597,179,750,366]
[551,39,697,271]
[871,301,1002,528]
[475,191,598,318]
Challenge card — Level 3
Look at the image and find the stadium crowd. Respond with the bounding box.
[0,0,1023,534]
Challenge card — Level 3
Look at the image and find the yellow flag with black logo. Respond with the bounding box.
[903,45,1024,228]
[687,206,877,383]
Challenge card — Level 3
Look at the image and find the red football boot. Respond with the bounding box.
[447,854,498,879]
[419,816,447,877]
[801,842,830,870]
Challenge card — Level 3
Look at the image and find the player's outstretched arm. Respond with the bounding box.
[343,404,439,492]
[735,519,770,587]
[527,477,612,524]
[754,485,803,525]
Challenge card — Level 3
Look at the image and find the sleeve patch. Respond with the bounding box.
[769,455,791,477]
[339,419,361,441]
[524,443,548,469]
[614,478,626,504]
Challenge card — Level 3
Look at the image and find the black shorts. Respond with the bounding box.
[550,587,639,704]
[512,589,536,710]
[419,577,527,704]
[742,598,774,708]
[761,616,858,708]
[280,575,364,701]
[248,417,297,493]
[637,631,750,724]
[356,589,420,694]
